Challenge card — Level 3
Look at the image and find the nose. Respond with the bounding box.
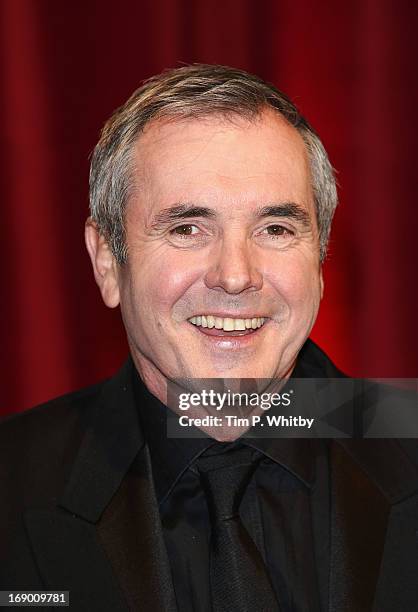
[204,236,263,294]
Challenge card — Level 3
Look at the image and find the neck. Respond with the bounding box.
[131,349,297,442]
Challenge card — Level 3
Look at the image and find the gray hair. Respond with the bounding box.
[89,64,338,263]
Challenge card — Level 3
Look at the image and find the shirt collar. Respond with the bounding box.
[133,340,323,504]
[133,371,215,503]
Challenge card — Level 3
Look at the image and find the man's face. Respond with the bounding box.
[112,109,323,397]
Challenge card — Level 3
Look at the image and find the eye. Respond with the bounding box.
[263,224,294,238]
[170,224,199,237]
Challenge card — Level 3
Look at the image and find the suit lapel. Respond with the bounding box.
[24,359,177,612]
[299,341,418,610]
[24,507,128,611]
[329,439,418,611]
[96,445,178,612]
[373,491,418,610]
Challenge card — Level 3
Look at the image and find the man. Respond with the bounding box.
[1,65,418,611]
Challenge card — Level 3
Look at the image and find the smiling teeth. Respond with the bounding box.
[188,315,266,330]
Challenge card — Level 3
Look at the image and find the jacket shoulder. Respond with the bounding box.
[0,379,107,442]
[0,379,109,505]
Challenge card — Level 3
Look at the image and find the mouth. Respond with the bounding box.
[187,314,268,339]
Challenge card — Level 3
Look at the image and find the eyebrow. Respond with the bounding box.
[255,203,311,227]
[149,202,312,229]
[150,204,216,228]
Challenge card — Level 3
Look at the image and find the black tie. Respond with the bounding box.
[197,445,280,612]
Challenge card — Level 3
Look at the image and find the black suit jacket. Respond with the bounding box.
[1,340,418,611]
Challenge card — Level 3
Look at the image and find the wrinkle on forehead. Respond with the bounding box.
[135,108,308,174]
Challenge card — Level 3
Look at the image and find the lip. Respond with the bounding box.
[187,318,270,347]
[188,313,269,320]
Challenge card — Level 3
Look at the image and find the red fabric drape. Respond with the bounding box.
[1,0,417,415]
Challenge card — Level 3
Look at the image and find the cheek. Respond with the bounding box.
[267,256,321,310]
[130,252,201,314]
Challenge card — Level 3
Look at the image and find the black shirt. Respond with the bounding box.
[133,346,331,611]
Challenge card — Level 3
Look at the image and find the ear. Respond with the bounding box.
[319,267,324,300]
[85,218,120,308]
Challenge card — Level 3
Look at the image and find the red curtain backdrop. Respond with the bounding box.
[1,0,417,415]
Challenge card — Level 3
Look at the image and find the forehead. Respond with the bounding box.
[130,108,313,218]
